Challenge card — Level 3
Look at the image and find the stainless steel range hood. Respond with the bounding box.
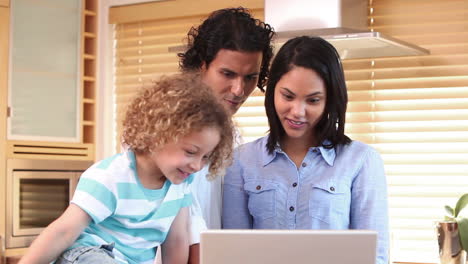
[266,0,430,60]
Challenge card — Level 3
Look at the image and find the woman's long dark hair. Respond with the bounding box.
[265,36,351,154]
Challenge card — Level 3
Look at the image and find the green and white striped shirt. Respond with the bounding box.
[71,150,192,264]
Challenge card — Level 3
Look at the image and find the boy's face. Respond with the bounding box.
[201,49,263,115]
[151,126,221,184]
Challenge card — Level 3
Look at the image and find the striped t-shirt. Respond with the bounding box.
[70,150,193,264]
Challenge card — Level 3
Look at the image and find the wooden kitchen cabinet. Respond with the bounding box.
[0,0,98,257]
[4,0,97,161]
[8,0,82,143]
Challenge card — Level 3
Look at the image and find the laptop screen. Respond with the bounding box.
[200,229,377,264]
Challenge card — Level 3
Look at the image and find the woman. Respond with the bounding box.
[222,36,389,264]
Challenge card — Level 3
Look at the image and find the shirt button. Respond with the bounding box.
[256,185,261,190]
[330,186,335,192]
[301,162,307,167]
[292,182,297,187]
[289,206,295,212]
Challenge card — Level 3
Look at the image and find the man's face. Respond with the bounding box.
[201,49,263,115]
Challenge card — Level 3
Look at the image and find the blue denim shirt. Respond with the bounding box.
[222,135,389,264]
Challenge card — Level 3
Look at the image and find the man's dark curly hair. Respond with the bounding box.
[178,7,275,92]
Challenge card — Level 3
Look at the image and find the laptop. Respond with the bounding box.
[200,229,377,264]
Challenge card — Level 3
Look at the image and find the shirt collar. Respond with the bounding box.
[260,136,278,167]
[261,136,336,167]
[316,144,336,166]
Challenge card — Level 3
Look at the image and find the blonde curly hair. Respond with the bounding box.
[122,72,234,179]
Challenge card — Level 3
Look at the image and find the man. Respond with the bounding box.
[179,7,275,264]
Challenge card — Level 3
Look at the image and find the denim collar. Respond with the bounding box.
[261,136,336,167]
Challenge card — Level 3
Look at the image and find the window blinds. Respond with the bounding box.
[113,15,205,149]
[235,1,468,263]
[112,1,468,263]
[362,1,468,263]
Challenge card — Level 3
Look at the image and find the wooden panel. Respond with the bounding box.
[6,141,94,160]
[81,0,97,146]
[5,255,21,264]
[4,248,25,261]
[0,0,8,7]
[0,6,9,240]
[12,146,89,156]
[109,0,264,24]
[6,153,93,161]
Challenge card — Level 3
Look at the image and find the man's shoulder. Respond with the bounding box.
[189,165,213,189]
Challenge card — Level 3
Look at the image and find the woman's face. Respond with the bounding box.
[274,66,327,145]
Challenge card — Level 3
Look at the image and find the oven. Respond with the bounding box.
[5,159,92,248]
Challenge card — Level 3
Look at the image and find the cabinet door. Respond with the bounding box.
[8,0,81,142]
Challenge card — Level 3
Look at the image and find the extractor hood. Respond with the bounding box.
[266,0,430,60]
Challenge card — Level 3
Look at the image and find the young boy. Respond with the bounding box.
[19,73,234,264]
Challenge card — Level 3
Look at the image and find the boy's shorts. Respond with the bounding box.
[54,243,117,264]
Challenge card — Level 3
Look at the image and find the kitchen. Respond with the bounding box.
[1,0,467,263]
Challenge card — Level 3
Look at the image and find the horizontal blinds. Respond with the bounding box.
[365,1,468,263]
[234,0,468,263]
[19,178,70,228]
[234,89,269,141]
[113,15,207,151]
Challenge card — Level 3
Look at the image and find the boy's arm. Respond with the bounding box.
[188,244,200,264]
[19,204,91,264]
[161,206,189,264]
